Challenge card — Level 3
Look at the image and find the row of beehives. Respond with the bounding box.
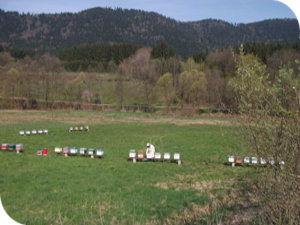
[129,150,181,160]
[54,146,104,158]
[228,156,285,165]
[1,143,24,153]
[69,126,89,132]
[19,129,48,135]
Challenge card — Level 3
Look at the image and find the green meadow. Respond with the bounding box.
[0,110,254,224]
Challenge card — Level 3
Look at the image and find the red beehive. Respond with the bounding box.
[43,149,48,155]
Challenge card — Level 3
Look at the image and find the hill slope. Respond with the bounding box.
[0,7,299,58]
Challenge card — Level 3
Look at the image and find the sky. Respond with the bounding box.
[0,0,299,24]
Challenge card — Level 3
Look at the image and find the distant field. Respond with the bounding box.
[0,110,254,224]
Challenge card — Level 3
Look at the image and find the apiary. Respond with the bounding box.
[155,152,161,159]
[38,129,43,134]
[129,150,136,158]
[88,148,95,155]
[96,149,104,156]
[80,148,87,155]
[25,130,31,135]
[174,153,180,160]
[251,157,258,164]
[32,130,37,135]
[70,147,78,154]
[138,150,144,158]
[19,130,25,136]
[164,152,170,160]
[63,147,70,154]
[55,146,62,153]
[244,156,250,164]
[228,156,235,163]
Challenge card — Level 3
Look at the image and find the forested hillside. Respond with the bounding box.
[0,7,299,58]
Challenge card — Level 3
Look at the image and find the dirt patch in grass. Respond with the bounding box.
[0,110,231,126]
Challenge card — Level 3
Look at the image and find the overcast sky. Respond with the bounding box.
[0,0,298,24]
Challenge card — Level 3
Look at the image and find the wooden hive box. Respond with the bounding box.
[228,156,235,163]
[137,150,144,158]
[37,150,43,155]
[80,148,87,155]
[79,126,83,131]
[260,157,266,165]
[16,144,23,151]
[32,130,37,135]
[146,152,154,159]
[38,129,43,134]
[2,143,8,150]
[70,147,78,154]
[96,149,104,156]
[43,129,48,134]
[9,144,16,151]
[63,147,70,154]
[164,153,170,160]
[154,152,161,159]
[25,130,31,135]
[174,153,180,160]
[251,157,257,164]
[74,127,78,131]
[244,156,250,164]
[43,149,48,155]
[129,150,136,158]
[85,126,89,131]
[88,148,95,155]
[19,130,25,136]
[236,156,242,163]
[55,146,62,153]
[69,127,73,132]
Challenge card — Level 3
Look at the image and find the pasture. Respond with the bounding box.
[0,110,254,224]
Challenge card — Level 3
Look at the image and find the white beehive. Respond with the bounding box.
[228,156,235,163]
[25,130,31,135]
[19,130,25,136]
[174,153,180,160]
[244,156,250,164]
[32,130,37,135]
[96,149,104,156]
[155,152,161,159]
[251,157,258,164]
[164,153,170,160]
[129,150,136,158]
[260,157,266,165]
[38,129,43,134]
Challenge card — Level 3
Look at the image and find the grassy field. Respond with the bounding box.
[0,110,254,224]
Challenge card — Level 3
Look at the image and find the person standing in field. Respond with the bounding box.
[146,143,155,158]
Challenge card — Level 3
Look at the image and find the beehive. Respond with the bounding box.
[43,129,48,134]
[88,148,95,155]
[129,150,136,158]
[279,160,285,165]
[63,147,70,154]
[19,130,25,136]
[79,126,83,131]
[70,147,78,154]
[2,143,8,150]
[9,144,15,151]
[146,153,154,159]
[96,149,104,156]
[32,130,37,135]
[174,153,180,160]
[155,152,161,159]
[38,129,43,134]
[251,157,258,164]
[69,127,73,132]
[138,150,144,158]
[16,144,23,151]
[236,156,242,163]
[37,150,43,155]
[74,127,78,131]
[269,157,275,165]
[164,153,170,160]
[244,156,250,164]
[80,148,87,154]
[25,130,31,135]
[55,146,62,153]
[0,144,2,150]
[85,126,89,131]
[43,149,48,155]
[260,157,266,165]
[228,156,235,163]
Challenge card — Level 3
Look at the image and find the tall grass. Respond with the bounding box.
[0,110,252,224]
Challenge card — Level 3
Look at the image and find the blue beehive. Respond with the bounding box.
[96,149,104,156]
[70,147,78,154]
